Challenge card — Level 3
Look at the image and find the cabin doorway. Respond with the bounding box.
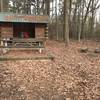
[13,23,35,38]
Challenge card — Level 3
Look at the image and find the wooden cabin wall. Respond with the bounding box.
[1,23,13,38]
[35,24,45,38]
[0,23,47,39]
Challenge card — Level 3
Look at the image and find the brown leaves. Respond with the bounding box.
[0,40,100,99]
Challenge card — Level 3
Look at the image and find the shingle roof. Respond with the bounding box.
[0,12,49,23]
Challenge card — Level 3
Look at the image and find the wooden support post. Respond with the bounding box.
[39,42,42,53]
[0,40,3,46]
[39,48,42,53]
[5,42,7,47]
[3,38,7,47]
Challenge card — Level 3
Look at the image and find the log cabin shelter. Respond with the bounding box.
[0,12,49,40]
[0,13,49,48]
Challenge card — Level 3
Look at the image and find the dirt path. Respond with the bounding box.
[0,40,100,100]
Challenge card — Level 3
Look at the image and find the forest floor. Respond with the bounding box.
[0,40,100,100]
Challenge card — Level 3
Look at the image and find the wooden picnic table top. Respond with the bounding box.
[0,38,46,42]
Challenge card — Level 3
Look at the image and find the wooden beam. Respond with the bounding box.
[0,55,54,61]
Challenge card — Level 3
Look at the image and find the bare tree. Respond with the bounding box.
[64,0,69,45]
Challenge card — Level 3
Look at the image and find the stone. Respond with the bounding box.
[94,47,100,53]
[80,47,88,53]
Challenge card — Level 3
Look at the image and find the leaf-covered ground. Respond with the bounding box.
[0,40,100,100]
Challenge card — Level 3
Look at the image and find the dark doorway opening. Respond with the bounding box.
[13,23,35,38]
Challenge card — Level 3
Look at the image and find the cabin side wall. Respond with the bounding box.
[35,24,45,38]
[0,23,13,38]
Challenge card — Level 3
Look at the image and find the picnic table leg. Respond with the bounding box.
[1,40,4,46]
[5,41,8,47]
[38,42,42,53]
[39,48,42,53]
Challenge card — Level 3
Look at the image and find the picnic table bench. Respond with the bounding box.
[0,38,46,53]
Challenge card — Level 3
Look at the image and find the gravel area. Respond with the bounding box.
[0,40,100,100]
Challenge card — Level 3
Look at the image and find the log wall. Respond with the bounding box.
[0,23,46,39]
[35,24,45,38]
[0,23,13,38]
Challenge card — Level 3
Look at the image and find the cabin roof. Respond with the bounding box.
[0,12,49,23]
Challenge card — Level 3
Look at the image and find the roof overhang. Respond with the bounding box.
[0,12,49,23]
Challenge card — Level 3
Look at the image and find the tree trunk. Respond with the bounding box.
[64,0,69,46]
[0,0,3,12]
[45,0,50,15]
